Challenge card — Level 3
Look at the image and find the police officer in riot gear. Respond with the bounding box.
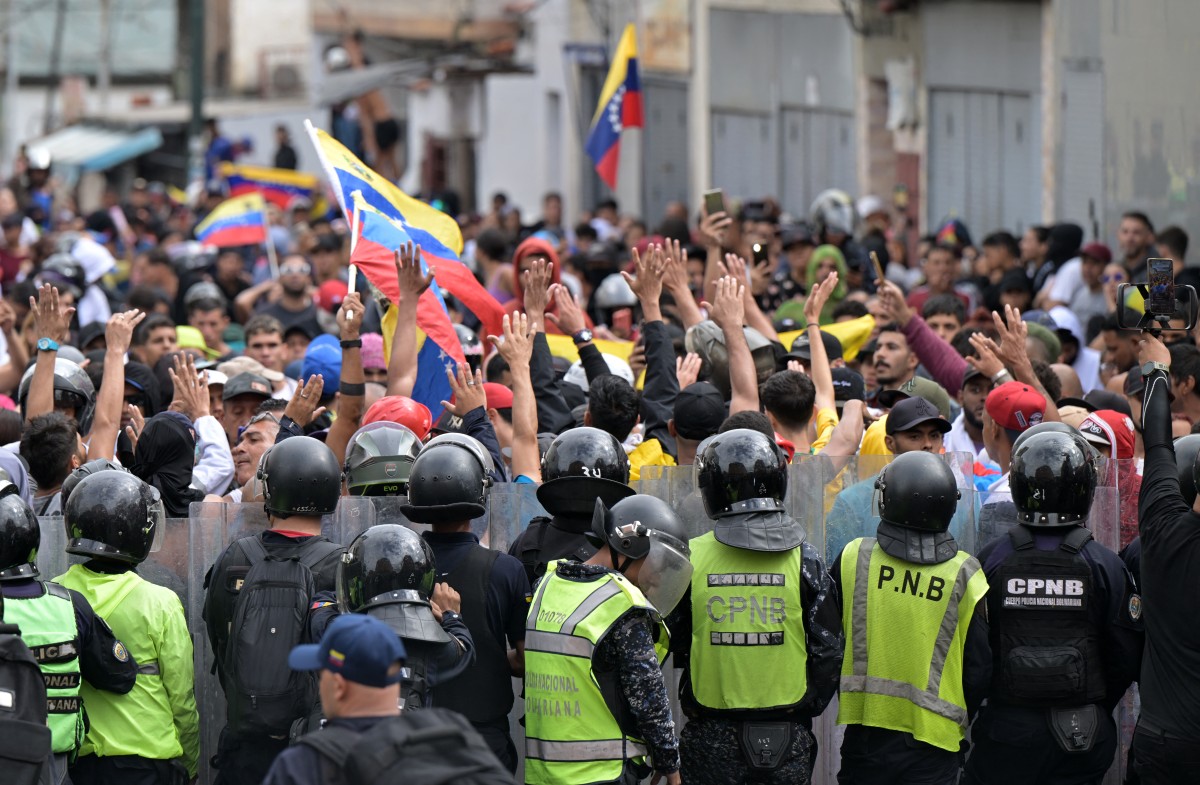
[330,523,473,708]
[56,470,201,785]
[343,422,423,496]
[403,438,532,772]
[831,451,991,784]
[524,494,690,785]
[0,480,137,785]
[508,426,635,584]
[965,424,1143,785]
[674,428,844,785]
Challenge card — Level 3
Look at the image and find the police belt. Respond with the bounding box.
[687,702,813,729]
[1136,717,1192,743]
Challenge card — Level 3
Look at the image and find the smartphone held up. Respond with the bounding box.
[1116,258,1198,332]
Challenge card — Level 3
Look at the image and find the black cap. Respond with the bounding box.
[223,372,273,401]
[673,382,726,441]
[886,397,952,435]
[78,321,107,350]
[786,331,843,363]
[1123,372,1146,397]
[831,368,865,406]
[1085,388,1132,416]
[780,223,815,249]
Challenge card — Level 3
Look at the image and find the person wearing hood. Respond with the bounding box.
[830,451,991,784]
[1030,222,1083,294]
[501,236,593,336]
[774,244,847,326]
[673,428,844,785]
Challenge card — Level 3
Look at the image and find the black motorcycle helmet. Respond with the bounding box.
[1176,434,1200,508]
[18,358,96,434]
[0,482,39,581]
[537,427,634,516]
[258,436,342,519]
[37,253,85,300]
[65,471,163,564]
[695,428,788,519]
[338,524,437,611]
[60,459,125,508]
[343,422,423,496]
[1010,425,1099,526]
[875,452,960,533]
[453,324,483,372]
[400,441,491,523]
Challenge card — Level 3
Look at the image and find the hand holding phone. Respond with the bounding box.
[703,188,725,217]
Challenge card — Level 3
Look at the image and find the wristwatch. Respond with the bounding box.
[36,338,59,353]
[1142,361,1170,377]
[572,329,593,346]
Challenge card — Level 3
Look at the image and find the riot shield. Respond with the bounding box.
[481,482,547,553]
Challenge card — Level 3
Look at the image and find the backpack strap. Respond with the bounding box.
[1008,524,1036,550]
[297,539,342,571]
[297,724,362,768]
[235,534,269,565]
[1060,526,1094,554]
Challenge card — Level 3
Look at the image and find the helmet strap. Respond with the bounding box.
[609,544,634,575]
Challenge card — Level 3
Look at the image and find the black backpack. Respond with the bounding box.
[224,535,342,736]
[0,624,51,785]
[298,708,514,785]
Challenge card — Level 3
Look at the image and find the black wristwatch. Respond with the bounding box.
[1142,361,1170,377]
[340,338,362,349]
[572,329,593,346]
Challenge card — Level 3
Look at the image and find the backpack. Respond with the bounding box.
[0,624,51,785]
[224,535,342,736]
[298,707,514,785]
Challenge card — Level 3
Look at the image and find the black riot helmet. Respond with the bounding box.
[875,451,960,533]
[337,524,449,644]
[18,358,96,434]
[537,427,634,516]
[588,495,693,614]
[1010,425,1099,527]
[65,471,164,564]
[695,428,788,519]
[400,440,492,523]
[1176,434,1200,508]
[60,459,125,509]
[258,436,342,519]
[0,482,40,581]
[343,422,423,496]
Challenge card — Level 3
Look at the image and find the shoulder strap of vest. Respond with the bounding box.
[1008,525,1036,550]
[1060,526,1094,553]
[297,725,362,768]
[235,534,268,565]
[450,542,501,579]
[43,582,71,602]
[520,517,551,561]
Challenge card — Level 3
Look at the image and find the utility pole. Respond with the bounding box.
[187,0,205,185]
[5,0,20,175]
[42,0,66,135]
[97,0,111,117]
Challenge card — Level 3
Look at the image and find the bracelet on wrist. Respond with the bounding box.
[340,338,362,349]
[991,369,1012,383]
[340,380,366,396]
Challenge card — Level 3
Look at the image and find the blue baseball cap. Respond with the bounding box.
[302,334,342,389]
[288,614,407,687]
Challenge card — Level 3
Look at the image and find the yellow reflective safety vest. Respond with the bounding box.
[56,565,200,776]
[837,537,988,751]
[524,560,668,785]
[3,582,84,753]
[688,532,808,711]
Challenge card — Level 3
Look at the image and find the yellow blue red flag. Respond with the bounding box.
[194,192,268,248]
[219,162,317,210]
[586,24,643,188]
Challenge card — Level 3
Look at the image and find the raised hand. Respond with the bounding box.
[337,291,364,341]
[546,284,587,336]
[440,363,486,416]
[676,352,702,389]
[875,278,914,328]
[489,313,533,367]
[702,276,745,332]
[283,374,327,427]
[105,309,146,356]
[30,283,74,343]
[623,245,665,306]
[967,332,1005,379]
[168,353,211,420]
[395,242,433,299]
[698,209,732,250]
[522,258,554,320]
[660,239,690,294]
[804,271,840,327]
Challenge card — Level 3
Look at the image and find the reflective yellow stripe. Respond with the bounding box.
[839,675,968,726]
[849,537,875,676]
[928,559,980,695]
[525,630,594,659]
[561,582,622,634]
[526,737,648,762]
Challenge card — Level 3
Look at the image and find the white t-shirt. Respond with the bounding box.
[1045,258,1083,306]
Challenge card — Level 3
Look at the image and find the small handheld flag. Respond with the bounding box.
[585,24,643,189]
[219,162,317,210]
[194,193,268,248]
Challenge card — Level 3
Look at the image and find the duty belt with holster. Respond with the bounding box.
[1047,704,1099,753]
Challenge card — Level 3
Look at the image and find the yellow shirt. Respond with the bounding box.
[859,415,892,456]
[811,407,839,454]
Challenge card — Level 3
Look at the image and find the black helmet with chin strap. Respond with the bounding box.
[873,451,961,564]
[0,483,39,581]
[1010,425,1098,527]
[587,495,693,614]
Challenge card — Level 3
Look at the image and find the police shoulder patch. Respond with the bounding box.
[113,641,129,662]
[1128,594,1142,621]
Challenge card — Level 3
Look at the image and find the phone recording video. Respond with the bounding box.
[703,189,725,217]
[1147,257,1176,316]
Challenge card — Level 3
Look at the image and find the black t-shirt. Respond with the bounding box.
[258,301,325,342]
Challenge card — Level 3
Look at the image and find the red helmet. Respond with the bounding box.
[362,396,433,440]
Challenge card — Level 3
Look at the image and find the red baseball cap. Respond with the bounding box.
[483,382,513,410]
[316,280,349,313]
[1078,409,1135,460]
[985,382,1046,432]
[1080,242,1113,266]
[362,396,433,440]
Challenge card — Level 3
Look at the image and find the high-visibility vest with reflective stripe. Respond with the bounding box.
[524,560,667,785]
[3,582,84,753]
[688,532,808,711]
[837,537,988,752]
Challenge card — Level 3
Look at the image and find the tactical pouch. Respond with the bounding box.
[1048,704,1099,753]
[1003,646,1085,703]
[738,721,793,771]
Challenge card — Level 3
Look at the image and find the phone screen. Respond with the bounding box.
[752,243,769,264]
[1147,258,1175,314]
[704,189,725,217]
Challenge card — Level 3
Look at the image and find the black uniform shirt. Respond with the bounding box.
[424,531,530,648]
[3,578,138,694]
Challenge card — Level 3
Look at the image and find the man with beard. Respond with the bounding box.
[946,366,993,463]
[256,255,324,340]
[222,407,282,501]
[1118,211,1156,280]
[871,323,919,402]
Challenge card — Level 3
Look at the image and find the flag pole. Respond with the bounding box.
[348,190,362,294]
[264,231,280,280]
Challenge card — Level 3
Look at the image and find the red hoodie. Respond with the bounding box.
[502,237,593,335]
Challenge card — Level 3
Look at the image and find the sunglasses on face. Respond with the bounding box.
[281,265,312,276]
[237,412,279,440]
[1101,274,1126,282]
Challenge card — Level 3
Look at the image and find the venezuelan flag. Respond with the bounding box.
[219,162,317,210]
[194,193,268,248]
[585,24,644,188]
[304,121,463,257]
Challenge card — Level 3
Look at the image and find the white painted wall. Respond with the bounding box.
[230,0,313,94]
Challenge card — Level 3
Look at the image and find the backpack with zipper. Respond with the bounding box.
[223,535,341,736]
[0,622,51,785]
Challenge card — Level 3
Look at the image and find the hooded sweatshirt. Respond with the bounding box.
[774,244,849,326]
[501,237,593,336]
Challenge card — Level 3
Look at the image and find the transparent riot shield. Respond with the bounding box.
[482,482,547,553]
